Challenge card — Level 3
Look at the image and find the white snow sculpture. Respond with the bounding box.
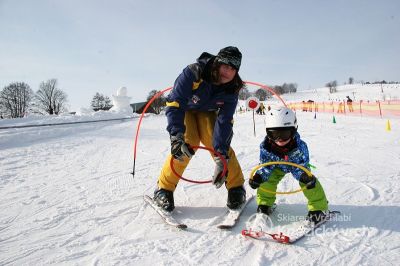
[111,87,132,112]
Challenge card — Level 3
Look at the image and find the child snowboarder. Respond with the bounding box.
[248,106,329,224]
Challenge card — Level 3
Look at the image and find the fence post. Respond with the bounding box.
[377,100,383,118]
[343,100,346,114]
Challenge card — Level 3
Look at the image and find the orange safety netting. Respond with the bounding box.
[288,100,400,118]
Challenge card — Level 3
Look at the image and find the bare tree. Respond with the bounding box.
[91,92,112,111]
[254,88,270,101]
[284,83,298,94]
[0,103,4,118]
[270,83,297,95]
[34,79,68,115]
[0,99,4,118]
[147,90,166,114]
[238,86,251,100]
[0,82,34,118]
[326,80,338,93]
[273,85,283,95]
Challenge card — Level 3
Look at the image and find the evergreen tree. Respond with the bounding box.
[91,92,112,111]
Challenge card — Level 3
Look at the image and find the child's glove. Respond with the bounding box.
[299,172,317,189]
[170,133,195,161]
[212,155,229,188]
[249,173,263,189]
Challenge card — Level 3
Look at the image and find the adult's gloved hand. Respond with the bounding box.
[170,133,195,161]
[212,154,229,188]
[249,173,263,189]
[299,172,317,189]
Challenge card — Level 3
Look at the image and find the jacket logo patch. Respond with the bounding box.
[289,150,302,158]
[192,95,200,104]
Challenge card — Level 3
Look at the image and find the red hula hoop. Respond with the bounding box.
[132,81,286,176]
[244,81,287,106]
[133,86,172,168]
[169,146,228,184]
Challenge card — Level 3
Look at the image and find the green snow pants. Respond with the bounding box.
[256,168,329,211]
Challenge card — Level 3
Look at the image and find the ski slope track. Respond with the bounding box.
[1,108,399,265]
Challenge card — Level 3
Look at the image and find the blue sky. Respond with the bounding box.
[1,0,399,110]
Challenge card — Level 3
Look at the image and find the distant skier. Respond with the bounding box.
[248,106,329,224]
[302,101,307,112]
[346,96,354,112]
[153,46,246,212]
[337,101,344,113]
[257,103,265,115]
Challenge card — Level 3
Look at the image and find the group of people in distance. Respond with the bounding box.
[152,46,329,224]
[303,96,354,114]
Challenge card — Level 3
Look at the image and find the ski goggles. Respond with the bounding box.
[266,128,295,141]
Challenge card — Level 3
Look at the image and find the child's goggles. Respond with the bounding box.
[266,128,295,141]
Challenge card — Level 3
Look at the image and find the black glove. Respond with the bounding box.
[170,133,195,161]
[299,172,317,189]
[212,154,229,188]
[249,173,263,189]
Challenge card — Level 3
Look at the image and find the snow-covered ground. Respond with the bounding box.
[1,85,400,265]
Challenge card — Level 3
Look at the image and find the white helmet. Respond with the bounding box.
[265,106,298,130]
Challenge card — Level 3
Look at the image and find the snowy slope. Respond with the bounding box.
[1,89,400,265]
[284,83,400,102]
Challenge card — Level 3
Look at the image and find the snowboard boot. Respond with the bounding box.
[257,205,273,215]
[227,186,246,210]
[154,188,175,212]
[307,210,327,224]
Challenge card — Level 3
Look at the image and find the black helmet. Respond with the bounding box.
[216,46,242,70]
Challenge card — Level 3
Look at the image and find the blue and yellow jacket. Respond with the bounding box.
[165,53,239,155]
[256,132,310,181]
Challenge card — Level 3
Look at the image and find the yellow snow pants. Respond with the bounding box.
[157,111,244,191]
